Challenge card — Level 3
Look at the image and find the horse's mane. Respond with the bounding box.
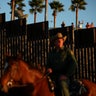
[5,55,45,75]
[20,59,45,74]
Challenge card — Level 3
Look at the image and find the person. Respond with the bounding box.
[90,22,94,28]
[86,22,90,28]
[71,22,74,29]
[78,21,83,29]
[46,32,77,96]
[61,21,65,27]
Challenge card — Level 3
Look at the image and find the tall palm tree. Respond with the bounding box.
[14,0,28,19]
[69,0,87,30]
[8,0,26,20]
[29,0,45,23]
[49,1,64,28]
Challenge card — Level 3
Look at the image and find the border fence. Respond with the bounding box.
[0,17,96,82]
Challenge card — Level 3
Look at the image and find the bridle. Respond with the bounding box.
[6,61,24,88]
[5,61,49,88]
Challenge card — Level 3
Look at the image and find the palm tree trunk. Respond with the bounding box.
[54,15,56,28]
[45,0,48,21]
[11,0,15,20]
[76,7,78,30]
[53,11,56,28]
[34,12,36,23]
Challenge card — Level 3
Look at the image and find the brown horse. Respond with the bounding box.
[1,56,96,96]
[0,56,55,96]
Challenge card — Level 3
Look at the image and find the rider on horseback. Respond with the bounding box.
[47,32,77,96]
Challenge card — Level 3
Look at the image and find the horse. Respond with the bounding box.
[80,79,96,96]
[0,56,55,96]
[1,55,96,96]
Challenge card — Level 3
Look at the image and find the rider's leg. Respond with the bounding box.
[60,80,70,96]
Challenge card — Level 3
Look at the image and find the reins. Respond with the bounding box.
[7,72,49,88]
[33,71,50,85]
[7,61,50,87]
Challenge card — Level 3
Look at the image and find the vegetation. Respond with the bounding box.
[8,0,26,20]
[5,0,88,28]
[29,0,45,23]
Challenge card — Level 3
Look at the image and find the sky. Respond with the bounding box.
[0,0,96,28]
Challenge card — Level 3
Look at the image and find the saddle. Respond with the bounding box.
[69,80,87,96]
[47,77,87,96]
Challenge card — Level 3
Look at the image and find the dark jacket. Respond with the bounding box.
[47,46,77,80]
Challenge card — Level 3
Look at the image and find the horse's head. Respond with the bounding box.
[0,55,55,96]
[0,56,23,93]
[0,55,45,93]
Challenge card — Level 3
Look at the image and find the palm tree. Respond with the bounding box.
[49,1,64,28]
[14,0,28,19]
[69,0,87,30]
[15,0,25,11]
[29,0,45,23]
[8,0,26,20]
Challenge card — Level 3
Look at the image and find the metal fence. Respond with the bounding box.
[0,19,96,82]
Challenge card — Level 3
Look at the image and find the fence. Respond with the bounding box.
[74,28,96,82]
[0,19,49,77]
[0,19,96,82]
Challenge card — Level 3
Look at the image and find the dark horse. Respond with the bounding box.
[1,56,96,96]
[0,56,55,96]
